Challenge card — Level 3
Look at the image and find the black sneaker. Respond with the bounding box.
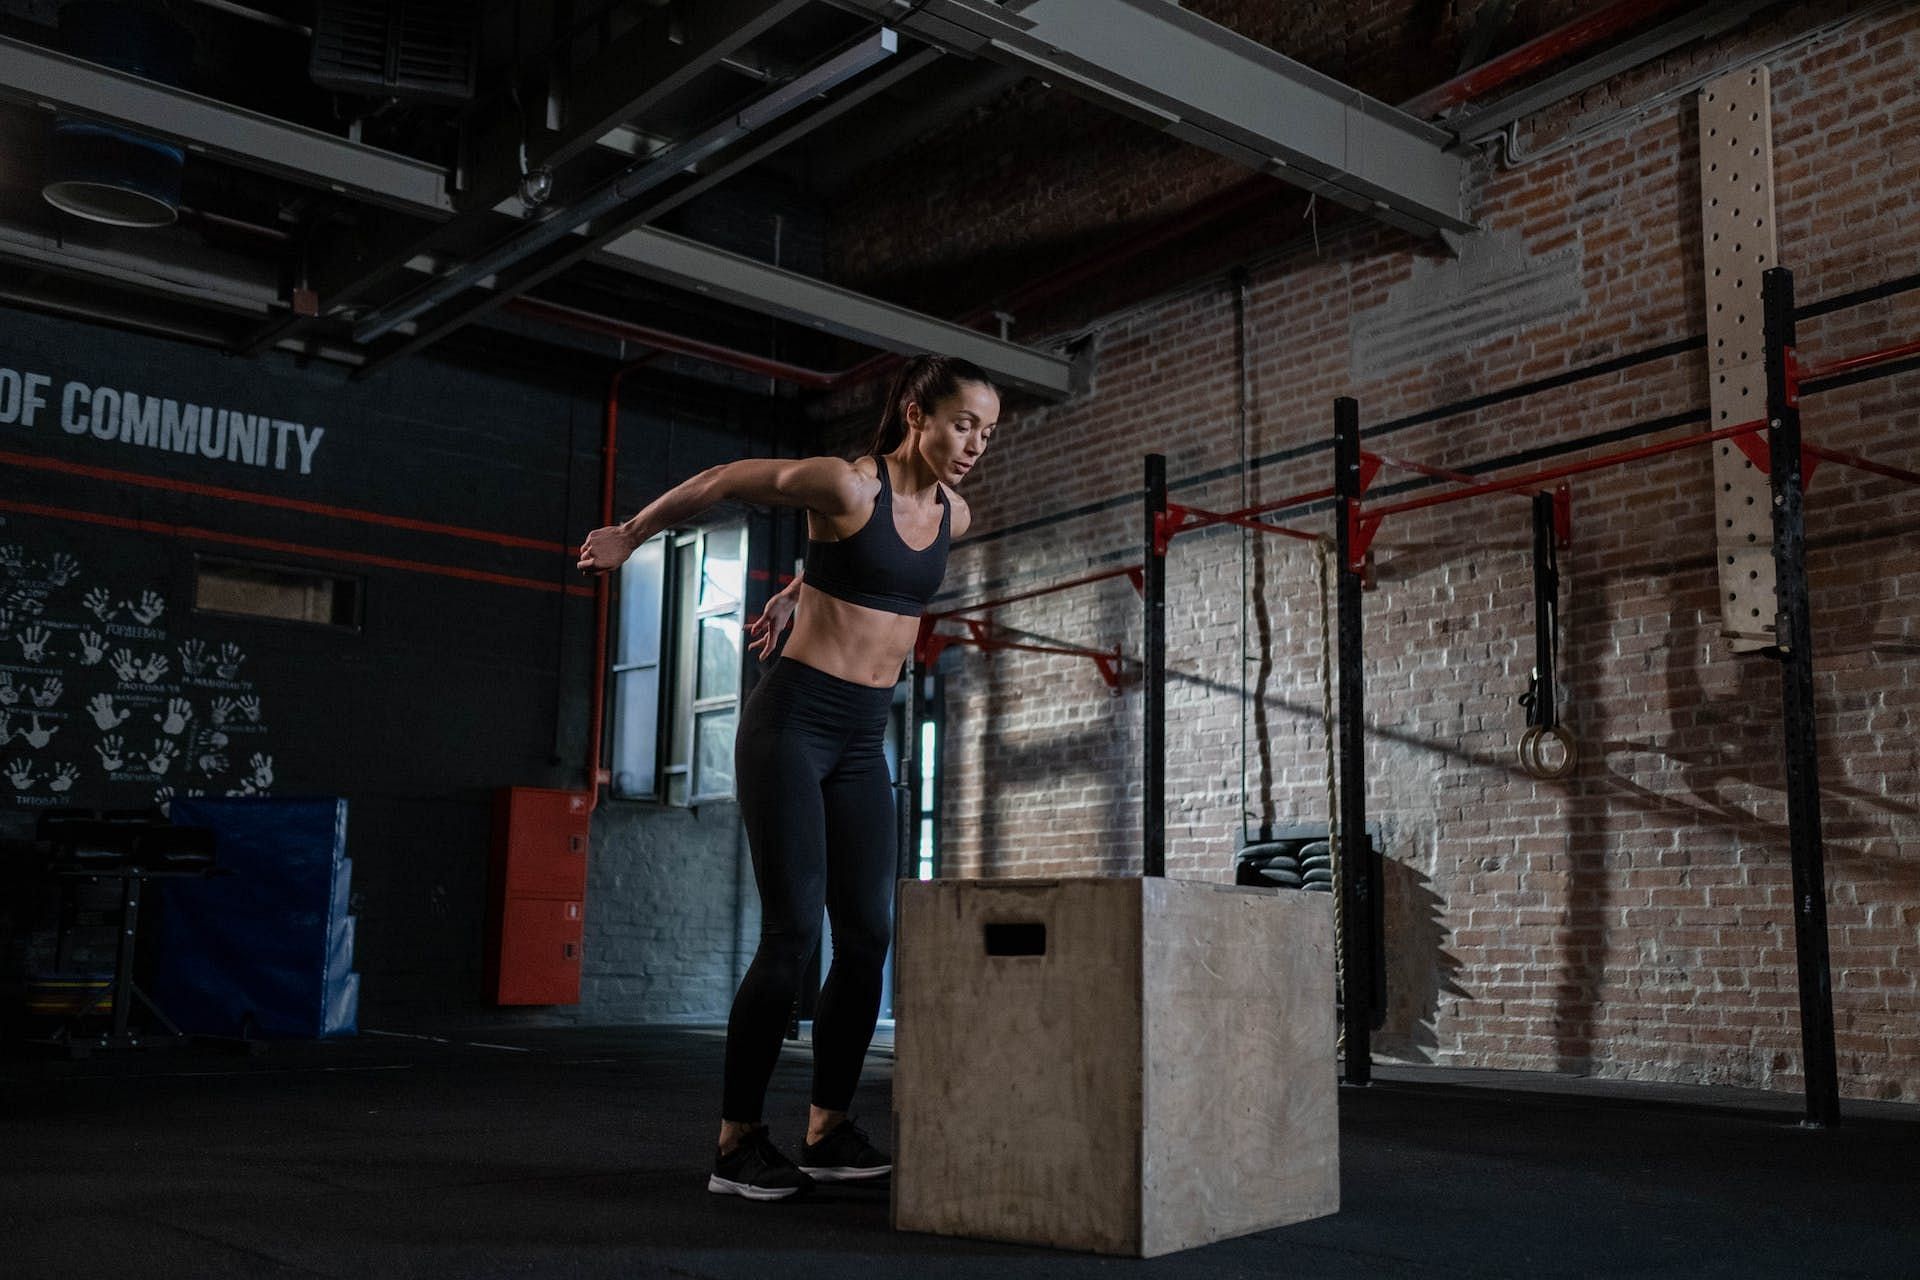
[708,1127,815,1201]
[797,1118,891,1182]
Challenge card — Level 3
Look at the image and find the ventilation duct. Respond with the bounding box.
[309,1,476,104]
[41,2,195,228]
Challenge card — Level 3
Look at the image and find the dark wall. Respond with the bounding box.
[0,305,792,1026]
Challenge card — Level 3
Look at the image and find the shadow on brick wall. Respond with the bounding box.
[1376,855,1468,1061]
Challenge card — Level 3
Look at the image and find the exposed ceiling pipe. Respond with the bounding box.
[505,296,837,388]
[1447,1,1776,143]
[1399,0,1700,118]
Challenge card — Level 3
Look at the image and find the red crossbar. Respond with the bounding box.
[916,624,1125,689]
[1801,337,1920,383]
[1155,483,1336,553]
[1212,484,1336,524]
[1801,444,1920,488]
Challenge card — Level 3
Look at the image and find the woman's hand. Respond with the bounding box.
[746,577,801,659]
[577,524,640,575]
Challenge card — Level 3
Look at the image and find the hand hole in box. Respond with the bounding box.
[983,921,1047,956]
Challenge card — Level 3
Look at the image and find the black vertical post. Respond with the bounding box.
[1530,492,1559,733]
[1333,398,1372,1085]
[1144,454,1167,878]
[1762,267,1840,1129]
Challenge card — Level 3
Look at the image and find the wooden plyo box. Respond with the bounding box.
[892,876,1338,1257]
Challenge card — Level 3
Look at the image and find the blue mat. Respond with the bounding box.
[153,797,359,1039]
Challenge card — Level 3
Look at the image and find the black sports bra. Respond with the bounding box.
[805,456,950,616]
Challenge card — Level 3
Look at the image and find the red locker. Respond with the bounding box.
[485,788,590,1005]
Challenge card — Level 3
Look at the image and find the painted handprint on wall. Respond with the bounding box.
[156,697,193,734]
[109,648,140,681]
[178,639,210,676]
[138,653,170,683]
[145,739,179,775]
[83,587,115,621]
[248,752,274,789]
[78,630,106,666]
[96,736,126,771]
[215,643,246,680]
[0,545,22,577]
[4,589,43,618]
[6,760,36,791]
[43,553,80,587]
[86,693,130,730]
[196,751,229,775]
[17,626,49,662]
[29,677,62,709]
[210,696,237,726]
[128,591,166,626]
[49,763,79,794]
[15,714,57,749]
[0,673,16,707]
[237,694,262,723]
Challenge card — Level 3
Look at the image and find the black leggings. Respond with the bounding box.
[723,657,896,1123]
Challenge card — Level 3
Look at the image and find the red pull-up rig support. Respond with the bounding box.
[915,564,1143,691]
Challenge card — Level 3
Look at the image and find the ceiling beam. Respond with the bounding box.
[0,35,455,217]
[593,228,1073,397]
[825,0,1475,238]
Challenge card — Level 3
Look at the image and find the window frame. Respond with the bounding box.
[609,522,746,806]
[607,535,668,802]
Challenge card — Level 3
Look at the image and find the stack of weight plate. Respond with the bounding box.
[1297,841,1334,894]
[1233,841,1304,890]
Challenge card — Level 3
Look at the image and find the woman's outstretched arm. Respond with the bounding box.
[577,457,858,574]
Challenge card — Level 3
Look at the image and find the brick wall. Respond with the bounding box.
[882,5,1919,1100]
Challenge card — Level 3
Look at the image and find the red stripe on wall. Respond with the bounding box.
[0,497,596,598]
[0,449,578,556]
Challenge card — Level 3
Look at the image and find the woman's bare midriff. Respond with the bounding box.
[780,585,922,688]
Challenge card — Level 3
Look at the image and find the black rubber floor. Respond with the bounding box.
[3,1026,1916,1278]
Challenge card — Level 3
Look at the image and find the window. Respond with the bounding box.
[193,556,359,627]
[610,523,746,804]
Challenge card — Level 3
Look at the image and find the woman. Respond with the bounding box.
[578,354,998,1200]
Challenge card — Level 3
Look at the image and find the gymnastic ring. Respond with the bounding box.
[1519,724,1578,781]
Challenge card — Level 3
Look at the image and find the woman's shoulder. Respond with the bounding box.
[798,454,880,522]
